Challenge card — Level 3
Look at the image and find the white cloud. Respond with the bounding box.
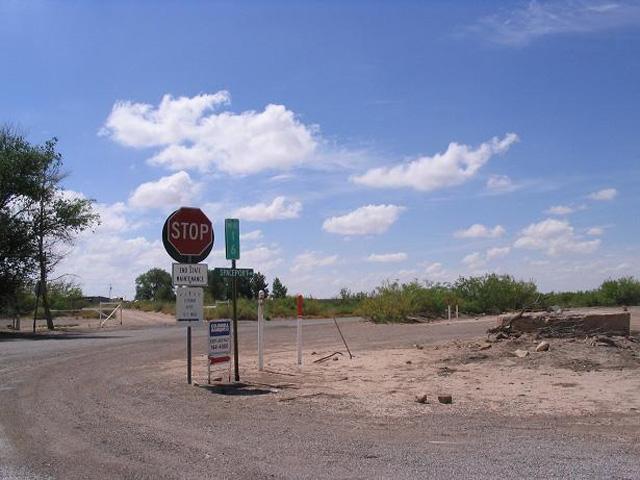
[588,188,618,201]
[366,252,408,263]
[424,262,448,281]
[486,246,511,260]
[240,230,263,241]
[470,1,640,46]
[54,233,170,299]
[93,202,131,232]
[59,189,87,201]
[233,196,302,222]
[546,205,575,215]
[290,251,339,273]
[454,223,506,239]
[237,245,283,272]
[514,218,600,255]
[352,133,518,191]
[462,252,486,269]
[461,246,511,270]
[101,92,318,175]
[322,204,405,236]
[486,174,516,193]
[128,171,201,209]
[587,227,604,236]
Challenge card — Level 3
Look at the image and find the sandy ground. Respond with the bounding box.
[158,306,640,419]
[4,307,176,331]
[6,306,639,419]
[2,307,639,478]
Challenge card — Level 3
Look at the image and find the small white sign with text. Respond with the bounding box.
[176,287,203,324]
[172,263,208,287]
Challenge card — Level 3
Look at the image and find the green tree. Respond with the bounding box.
[599,277,640,306]
[227,276,253,299]
[0,127,42,310]
[207,269,227,300]
[29,138,99,329]
[250,271,269,298]
[135,268,175,301]
[48,279,85,310]
[272,277,287,298]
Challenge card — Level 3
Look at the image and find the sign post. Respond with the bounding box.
[222,218,247,382]
[297,294,303,366]
[258,290,265,371]
[163,207,214,385]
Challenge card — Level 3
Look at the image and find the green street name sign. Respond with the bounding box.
[215,267,254,278]
[225,218,240,260]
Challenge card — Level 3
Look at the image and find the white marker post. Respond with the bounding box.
[258,290,265,371]
[447,305,451,321]
[456,304,459,319]
[296,294,303,366]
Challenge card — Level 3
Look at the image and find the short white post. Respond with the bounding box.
[447,305,451,320]
[258,290,265,371]
[296,294,303,366]
[455,304,459,319]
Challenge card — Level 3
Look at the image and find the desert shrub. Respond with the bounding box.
[358,281,442,323]
[453,274,538,314]
[599,277,640,306]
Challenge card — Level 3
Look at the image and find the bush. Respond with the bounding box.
[599,277,640,306]
[453,274,538,315]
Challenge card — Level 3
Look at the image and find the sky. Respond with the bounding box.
[1,0,639,299]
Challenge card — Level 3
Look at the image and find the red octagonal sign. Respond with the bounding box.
[162,207,214,263]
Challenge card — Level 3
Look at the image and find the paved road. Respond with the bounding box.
[1,318,639,479]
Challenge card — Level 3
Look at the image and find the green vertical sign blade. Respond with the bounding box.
[225,218,240,260]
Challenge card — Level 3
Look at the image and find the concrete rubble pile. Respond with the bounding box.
[489,311,631,338]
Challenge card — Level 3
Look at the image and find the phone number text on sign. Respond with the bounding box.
[208,320,231,362]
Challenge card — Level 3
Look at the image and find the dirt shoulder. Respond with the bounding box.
[158,306,640,419]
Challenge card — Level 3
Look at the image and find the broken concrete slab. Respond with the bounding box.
[496,312,630,337]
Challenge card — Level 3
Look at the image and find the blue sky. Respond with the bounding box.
[2,0,639,298]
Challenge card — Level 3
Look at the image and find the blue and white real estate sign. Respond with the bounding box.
[208,320,231,362]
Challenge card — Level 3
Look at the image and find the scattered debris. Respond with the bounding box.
[438,394,453,404]
[479,342,492,350]
[437,366,456,376]
[535,341,550,352]
[313,352,344,364]
[405,360,412,365]
[514,349,529,358]
[415,394,429,404]
[332,356,339,361]
[414,344,424,350]
[333,317,354,359]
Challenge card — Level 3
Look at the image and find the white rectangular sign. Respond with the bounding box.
[176,287,203,323]
[173,263,208,287]
[208,320,232,359]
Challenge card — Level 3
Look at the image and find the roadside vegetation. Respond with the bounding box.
[128,268,640,324]
[0,127,99,328]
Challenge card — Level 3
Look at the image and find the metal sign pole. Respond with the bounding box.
[232,259,240,381]
[187,324,192,384]
[297,294,303,366]
[186,255,194,385]
[258,290,264,371]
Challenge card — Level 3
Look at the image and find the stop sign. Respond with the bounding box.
[162,207,214,263]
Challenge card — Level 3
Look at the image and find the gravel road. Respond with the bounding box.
[1,316,639,479]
